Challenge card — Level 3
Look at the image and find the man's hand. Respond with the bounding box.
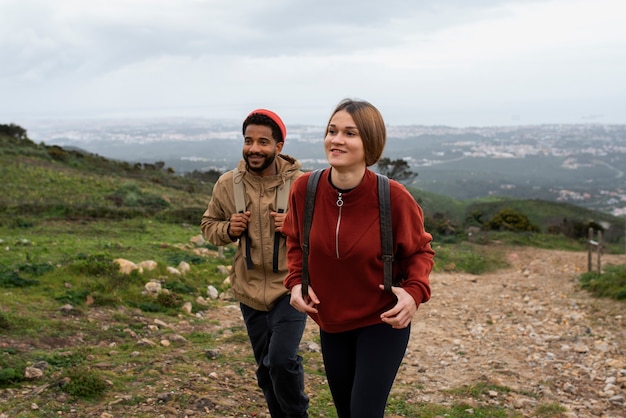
[271,211,287,232]
[228,211,251,238]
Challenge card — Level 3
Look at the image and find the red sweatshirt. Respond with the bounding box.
[283,169,434,333]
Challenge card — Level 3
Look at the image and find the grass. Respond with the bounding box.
[2,216,595,417]
[432,241,510,274]
[580,264,626,300]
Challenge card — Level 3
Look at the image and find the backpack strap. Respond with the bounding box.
[232,168,246,214]
[272,177,292,272]
[301,169,324,297]
[376,173,394,291]
[275,177,291,213]
[232,169,253,270]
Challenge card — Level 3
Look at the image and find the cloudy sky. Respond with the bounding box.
[2,0,625,127]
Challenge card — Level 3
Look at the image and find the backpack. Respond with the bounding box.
[232,168,291,273]
[300,169,394,297]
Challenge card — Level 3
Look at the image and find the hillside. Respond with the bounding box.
[0,129,212,224]
[2,127,624,249]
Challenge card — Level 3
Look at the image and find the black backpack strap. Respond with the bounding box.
[272,209,284,273]
[301,169,324,297]
[272,177,292,273]
[377,173,394,291]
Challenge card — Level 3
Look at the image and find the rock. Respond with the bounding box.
[190,234,205,246]
[157,392,173,402]
[177,261,190,274]
[166,266,181,275]
[299,341,321,353]
[205,349,221,359]
[138,260,158,271]
[168,334,188,344]
[136,338,157,347]
[24,367,44,380]
[217,265,230,275]
[154,319,169,327]
[144,281,162,293]
[207,285,219,300]
[114,258,143,275]
[32,361,48,371]
[58,304,75,314]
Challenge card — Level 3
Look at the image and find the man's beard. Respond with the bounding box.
[244,152,277,173]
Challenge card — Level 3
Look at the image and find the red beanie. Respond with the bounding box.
[247,109,287,142]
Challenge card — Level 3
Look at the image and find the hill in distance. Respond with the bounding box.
[22,118,626,218]
[2,123,625,248]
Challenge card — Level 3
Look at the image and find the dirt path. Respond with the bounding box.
[384,247,626,417]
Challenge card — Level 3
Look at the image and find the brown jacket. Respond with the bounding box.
[201,154,302,311]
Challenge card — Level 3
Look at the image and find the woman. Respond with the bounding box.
[282,98,435,417]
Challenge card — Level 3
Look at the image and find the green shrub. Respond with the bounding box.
[0,368,21,386]
[0,269,40,288]
[107,183,169,210]
[18,262,54,276]
[486,208,540,232]
[156,291,183,309]
[0,312,9,330]
[164,280,197,294]
[0,352,27,387]
[55,289,91,306]
[89,291,124,307]
[130,300,165,313]
[11,218,34,228]
[71,254,118,277]
[580,264,626,300]
[62,366,108,399]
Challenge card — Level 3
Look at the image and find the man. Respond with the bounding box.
[201,109,308,417]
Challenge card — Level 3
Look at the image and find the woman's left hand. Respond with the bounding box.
[379,285,417,329]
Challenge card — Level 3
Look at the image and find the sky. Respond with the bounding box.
[2,0,626,127]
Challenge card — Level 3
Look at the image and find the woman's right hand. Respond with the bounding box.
[290,284,320,314]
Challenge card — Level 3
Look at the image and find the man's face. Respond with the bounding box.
[243,124,284,176]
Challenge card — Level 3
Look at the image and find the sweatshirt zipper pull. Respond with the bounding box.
[336,192,343,207]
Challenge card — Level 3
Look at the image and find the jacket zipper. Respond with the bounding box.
[335,192,343,258]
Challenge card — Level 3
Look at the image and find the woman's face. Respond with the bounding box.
[324,110,365,171]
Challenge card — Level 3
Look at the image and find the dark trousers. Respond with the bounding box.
[240,295,309,418]
[320,323,411,418]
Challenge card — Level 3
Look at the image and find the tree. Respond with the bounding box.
[376,157,417,184]
[0,123,28,140]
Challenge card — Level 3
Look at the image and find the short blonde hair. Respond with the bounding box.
[326,99,386,167]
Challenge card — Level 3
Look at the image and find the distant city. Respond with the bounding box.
[23,118,626,218]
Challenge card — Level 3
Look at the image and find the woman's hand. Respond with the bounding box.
[290,284,320,314]
[379,285,417,329]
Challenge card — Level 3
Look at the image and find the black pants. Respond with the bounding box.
[320,323,411,418]
[240,295,309,418]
